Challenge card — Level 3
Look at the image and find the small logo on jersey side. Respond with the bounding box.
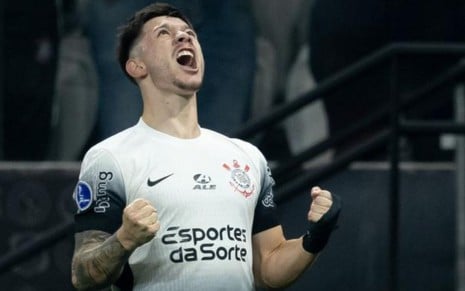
[74,181,93,212]
[193,174,216,190]
[147,173,173,187]
[223,160,255,198]
[262,189,275,208]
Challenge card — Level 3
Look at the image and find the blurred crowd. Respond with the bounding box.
[2,0,465,162]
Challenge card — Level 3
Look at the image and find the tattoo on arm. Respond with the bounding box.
[72,230,131,290]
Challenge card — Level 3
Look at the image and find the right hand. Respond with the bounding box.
[116,198,160,252]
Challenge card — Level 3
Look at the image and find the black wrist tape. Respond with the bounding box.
[302,193,342,254]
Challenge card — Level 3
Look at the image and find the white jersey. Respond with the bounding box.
[74,119,279,291]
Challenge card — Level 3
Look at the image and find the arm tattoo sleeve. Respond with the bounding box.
[72,230,131,290]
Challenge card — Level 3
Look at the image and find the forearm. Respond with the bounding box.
[72,231,131,291]
[253,188,341,288]
[259,237,317,288]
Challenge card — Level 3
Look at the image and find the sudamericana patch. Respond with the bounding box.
[74,181,93,212]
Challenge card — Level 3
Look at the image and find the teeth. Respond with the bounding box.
[177,50,193,58]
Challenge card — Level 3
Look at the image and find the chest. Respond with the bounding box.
[123,143,262,224]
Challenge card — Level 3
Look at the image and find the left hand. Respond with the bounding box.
[307,186,333,223]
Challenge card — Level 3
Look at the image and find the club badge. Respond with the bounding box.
[223,160,256,198]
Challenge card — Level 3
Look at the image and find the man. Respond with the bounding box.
[71,3,341,290]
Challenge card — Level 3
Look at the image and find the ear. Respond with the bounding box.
[125,59,147,80]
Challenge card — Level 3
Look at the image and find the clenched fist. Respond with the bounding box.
[302,186,341,254]
[308,186,334,223]
[116,198,160,252]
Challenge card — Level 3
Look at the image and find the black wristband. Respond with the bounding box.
[302,193,342,254]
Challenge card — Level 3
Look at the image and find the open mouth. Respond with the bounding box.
[176,49,196,69]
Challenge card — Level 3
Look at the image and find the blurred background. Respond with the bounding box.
[1,0,465,290]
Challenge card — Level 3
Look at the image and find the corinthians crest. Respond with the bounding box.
[223,160,256,198]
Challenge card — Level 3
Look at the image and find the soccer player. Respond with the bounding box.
[71,3,341,290]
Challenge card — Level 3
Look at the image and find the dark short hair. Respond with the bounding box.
[116,2,193,83]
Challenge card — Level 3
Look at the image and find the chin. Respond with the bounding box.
[174,79,203,92]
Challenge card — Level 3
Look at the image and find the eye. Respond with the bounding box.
[185,29,197,38]
[157,29,169,36]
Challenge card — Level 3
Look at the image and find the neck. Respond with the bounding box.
[141,89,200,139]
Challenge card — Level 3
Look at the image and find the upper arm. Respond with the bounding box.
[74,148,126,234]
[71,149,130,289]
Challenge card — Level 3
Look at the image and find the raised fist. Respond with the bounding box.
[116,198,160,251]
[307,186,333,223]
[302,186,341,253]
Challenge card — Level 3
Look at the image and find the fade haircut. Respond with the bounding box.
[116,2,193,83]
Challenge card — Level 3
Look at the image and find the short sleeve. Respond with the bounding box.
[252,165,280,234]
[73,148,126,234]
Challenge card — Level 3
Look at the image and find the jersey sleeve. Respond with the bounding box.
[73,148,126,234]
[252,165,280,234]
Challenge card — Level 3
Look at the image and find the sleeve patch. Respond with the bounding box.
[261,189,275,208]
[74,181,93,212]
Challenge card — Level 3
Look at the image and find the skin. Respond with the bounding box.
[71,16,335,290]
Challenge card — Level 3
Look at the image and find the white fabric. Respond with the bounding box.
[79,119,273,291]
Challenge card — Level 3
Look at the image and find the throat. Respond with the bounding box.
[142,104,200,139]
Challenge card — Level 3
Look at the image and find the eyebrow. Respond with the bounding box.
[152,23,168,32]
[152,22,191,33]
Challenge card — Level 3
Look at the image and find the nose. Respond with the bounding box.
[175,30,192,44]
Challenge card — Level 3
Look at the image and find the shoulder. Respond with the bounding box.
[80,125,142,175]
[82,123,143,162]
[202,128,265,159]
[91,126,140,154]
